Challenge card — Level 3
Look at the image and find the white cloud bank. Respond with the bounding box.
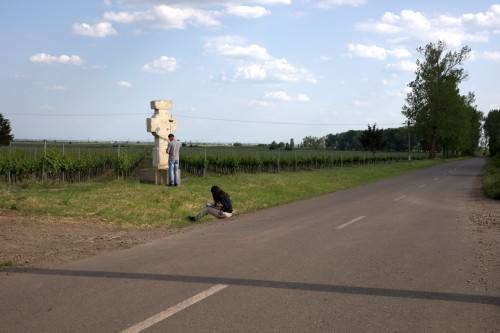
[102,2,280,30]
[117,81,132,87]
[250,90,310,106]
[141,56,178,73]
[29,53,85,65]
[355,4,500,47]
[72,22,118,37]
[225,6,271,18]
[314,0,366,9]
[203,36,317,83]
[348,44,411,60]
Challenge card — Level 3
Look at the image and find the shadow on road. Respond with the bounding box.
[9,267,500,307]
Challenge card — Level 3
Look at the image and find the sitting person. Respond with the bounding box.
[188,186,232,222]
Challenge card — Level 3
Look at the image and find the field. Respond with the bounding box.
[0,150,447,227]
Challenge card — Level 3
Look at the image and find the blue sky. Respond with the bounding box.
[1,0,499,144]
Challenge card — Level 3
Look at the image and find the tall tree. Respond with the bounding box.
[359,124,387,156]
[484,109,500,156]
[402,41,471,159]
[0,113,14,145]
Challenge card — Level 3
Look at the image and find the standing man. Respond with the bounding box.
[166,134,181,186]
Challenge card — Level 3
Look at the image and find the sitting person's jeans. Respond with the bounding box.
[195,206,232,220]
[168,160,179,185]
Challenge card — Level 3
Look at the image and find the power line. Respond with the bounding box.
[5,112,402,126]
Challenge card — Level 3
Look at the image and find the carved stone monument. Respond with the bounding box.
[139,100,178,185]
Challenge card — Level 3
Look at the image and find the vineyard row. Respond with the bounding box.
[179,149,427,175]
[0,147,147,183]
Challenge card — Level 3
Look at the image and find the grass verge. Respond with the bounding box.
[482,154,500,200]
[0,159,451,228]
[0,260,14,270]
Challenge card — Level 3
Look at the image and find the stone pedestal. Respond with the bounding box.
[139,168,181,186]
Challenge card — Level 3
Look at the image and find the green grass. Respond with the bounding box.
[0,159,451,228]
[0,260,14,270]
[482,154,500,200]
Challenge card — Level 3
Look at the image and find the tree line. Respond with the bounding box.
[268,41,492,158]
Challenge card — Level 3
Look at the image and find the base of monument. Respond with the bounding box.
[139,168,181,186]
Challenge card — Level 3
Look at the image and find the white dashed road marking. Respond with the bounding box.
[336,216,366,230]
[433,178,440,181]
[419,184,426,189]
[394,195,406,202]
[121,284,228,333]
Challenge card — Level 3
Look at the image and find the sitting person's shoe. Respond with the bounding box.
[187,216,196,222]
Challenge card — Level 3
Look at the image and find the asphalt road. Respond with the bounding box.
[1,157,499,332]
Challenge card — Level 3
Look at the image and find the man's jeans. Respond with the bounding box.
[168,160,179,185]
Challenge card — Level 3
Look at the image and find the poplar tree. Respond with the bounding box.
[484,109,500,156]
[402,41,471,159]
[0,113,14,146]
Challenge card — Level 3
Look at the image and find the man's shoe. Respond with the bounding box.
[187,216,196,222]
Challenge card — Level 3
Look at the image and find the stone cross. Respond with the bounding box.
[146,100,177,169]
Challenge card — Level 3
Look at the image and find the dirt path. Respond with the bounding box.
[0,210,189,269]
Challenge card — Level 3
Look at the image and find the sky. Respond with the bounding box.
[1,0,499,144]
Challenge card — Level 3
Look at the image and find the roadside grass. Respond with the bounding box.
[482,154,500,200]
[0,158,451,228]
[0,260,14,270]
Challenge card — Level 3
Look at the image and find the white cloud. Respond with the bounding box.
[297,94,310,102]
[263,90,291,101]
[384,90,405,97]
[204,40,270,60]
[249,100,274,106]
[204,36,316,83]
[72,22,118,37]
[348,44,411,60]
[39,105,52,110]
[252,91,309,106]
[117,81,132,87]
[114,0,290,7]
[483,51,500,60]
[104,5,221,29]
[314,0,366,9]
[354,100,368,106]
[385,60,417,72]
[461,4,500,27]
[29,53,85,65]
[50,85,67,90]
[141,56,178,73]
[225,6,270,18]
[234,64,267,80]
[10,74,29,79]
[356,5,500,47]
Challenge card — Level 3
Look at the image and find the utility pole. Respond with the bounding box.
[407,120,411,161]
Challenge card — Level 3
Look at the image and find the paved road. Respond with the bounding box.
[1,157,499,332]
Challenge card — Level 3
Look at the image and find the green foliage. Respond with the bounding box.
[359,124,387,156]
[0,114,14,146]
[179,149,426,175]
[484,110,500,156]
[0,146,146,182]
[325,130,363,151]
[0,260,14,270]
[402,41,475,159]
[482,154,500,199]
